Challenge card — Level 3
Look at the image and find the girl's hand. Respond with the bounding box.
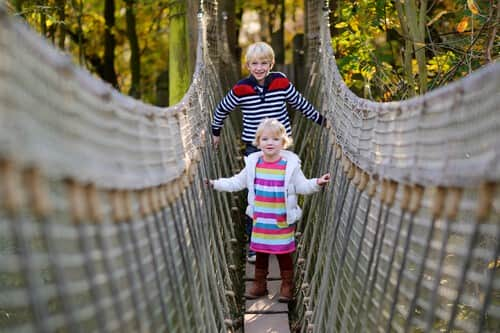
[204,178,214,187]
[317,173,331,186]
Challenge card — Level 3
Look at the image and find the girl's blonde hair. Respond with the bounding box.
[245,42,275,64]
[253,118,293,149]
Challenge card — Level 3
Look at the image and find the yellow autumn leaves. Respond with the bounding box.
[467,0,480,15]
[457,0,481,33]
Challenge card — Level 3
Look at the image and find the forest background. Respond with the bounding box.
[6,0,499,106]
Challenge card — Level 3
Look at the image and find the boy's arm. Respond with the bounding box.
[212,167,248,192]
[285,82,326,126]
[211,89,240,142]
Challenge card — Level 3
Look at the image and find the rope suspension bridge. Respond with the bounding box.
[1,1,499,332]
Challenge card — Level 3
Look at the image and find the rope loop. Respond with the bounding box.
[24,167,51,218]
[477,182,496,221]
[66,179,86,224]
[0,160,22,214]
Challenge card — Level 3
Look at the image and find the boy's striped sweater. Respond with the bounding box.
[211,72,325,144]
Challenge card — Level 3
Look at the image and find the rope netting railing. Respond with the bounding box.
[291,1,500,332]
[0,2,246,332]
[1,0,499,332]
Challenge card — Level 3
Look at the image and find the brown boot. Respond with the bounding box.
[279,270,294,302]
[245,268,268,299]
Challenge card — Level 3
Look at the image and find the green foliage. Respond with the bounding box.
[8,0,498,103]
[7,0,170,104]
[331,0,498,101]
[332,2,398,100]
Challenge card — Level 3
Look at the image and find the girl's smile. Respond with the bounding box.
[258,128,284,162]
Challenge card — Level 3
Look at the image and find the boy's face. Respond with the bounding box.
[247,57,273,85]
[258,128,283,160]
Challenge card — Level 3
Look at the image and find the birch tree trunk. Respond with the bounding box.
[396,0,427,95]
[395,1,416,97]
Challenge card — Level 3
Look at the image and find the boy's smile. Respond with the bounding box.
[247,59,273,85]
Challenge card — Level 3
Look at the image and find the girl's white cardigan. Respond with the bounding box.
[212,150,321,224]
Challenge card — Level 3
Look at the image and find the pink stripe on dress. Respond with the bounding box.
[255,178,285,186]
[252,226,295,235]
[254,195,285,203]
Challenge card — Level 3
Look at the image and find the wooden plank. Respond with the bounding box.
[245,280,288,313]
[244,313,291,333]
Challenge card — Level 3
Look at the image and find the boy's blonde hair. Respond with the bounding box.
[253,118,293,149]
[245,42,275,64]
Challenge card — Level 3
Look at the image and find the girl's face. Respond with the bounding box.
[247,58,273,85]
[258,128,284,161]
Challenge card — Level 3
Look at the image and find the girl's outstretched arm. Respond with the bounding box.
[316,173,331,186]
[209,167,248,192]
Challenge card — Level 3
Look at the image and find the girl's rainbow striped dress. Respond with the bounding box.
[250,157,295,254]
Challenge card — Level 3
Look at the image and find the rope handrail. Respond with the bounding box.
[305,3,500,188]
[0,3,222,190]
[0,2,245,332]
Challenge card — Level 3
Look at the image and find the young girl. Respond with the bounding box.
[207,118,330,302]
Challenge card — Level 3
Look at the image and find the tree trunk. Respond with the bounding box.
[222,0,239,63]
[156,70,169,107]
[407,0,427,94]
[56,0,66,50]
[328,0,337,38]
[270,0,285,64]
[186,1,198,75]
[125,0,141,98]
[103,0,119,89]
[14,0,25,18]
[396,0,427,95]
[70,0,84,64]
[168,0,190,105]
[293,33,305,91]
[485,0,500,62]
[394,0,416,97]
[38,0,47,37]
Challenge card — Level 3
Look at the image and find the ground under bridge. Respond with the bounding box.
[0,1,499,332]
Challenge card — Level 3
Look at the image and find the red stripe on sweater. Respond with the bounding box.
[233,84,255,97]
[268,77,290,91]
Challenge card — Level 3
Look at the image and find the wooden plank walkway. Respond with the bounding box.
[244,255,290,333]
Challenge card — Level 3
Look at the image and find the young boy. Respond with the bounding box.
[212,41,326,150]
[207,118,330,302]
[211,41,327,262]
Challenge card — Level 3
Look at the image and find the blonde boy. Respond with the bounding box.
[211,41,326,151]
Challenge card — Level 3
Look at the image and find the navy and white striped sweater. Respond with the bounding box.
[211,72,325,144]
